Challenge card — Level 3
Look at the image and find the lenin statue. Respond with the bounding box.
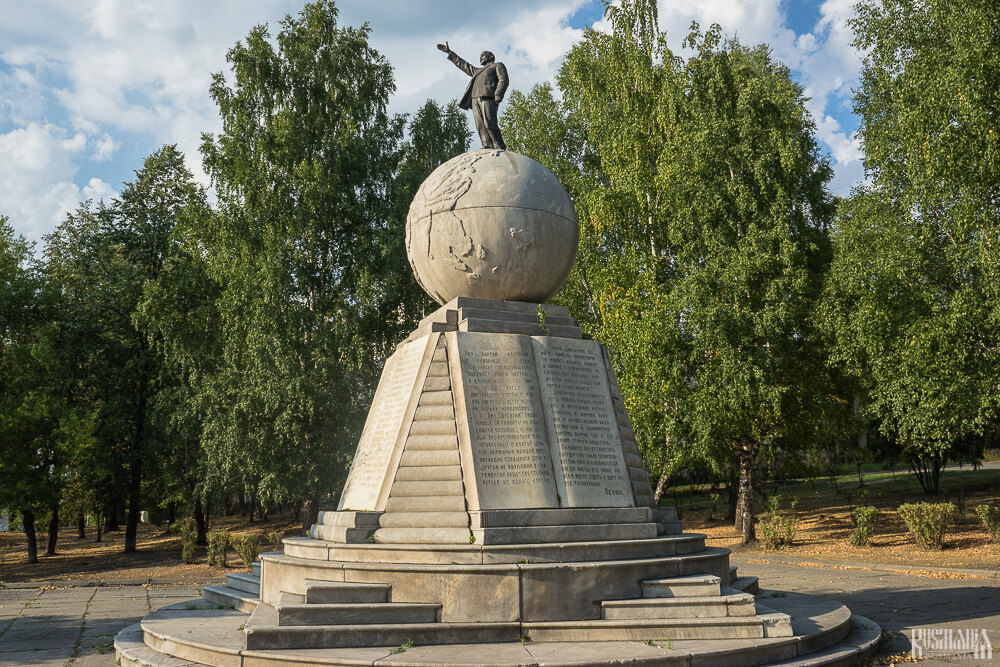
[437,42,508,150]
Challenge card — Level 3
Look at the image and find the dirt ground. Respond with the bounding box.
[686,479,1000,571]
[0,514,300,584]
[3,472,999,584]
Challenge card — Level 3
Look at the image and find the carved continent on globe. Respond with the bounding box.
[405,149,579,304]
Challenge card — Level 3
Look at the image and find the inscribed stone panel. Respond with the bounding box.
[456,333,559,509]
[531,337,633,507]
[339,337,427,510]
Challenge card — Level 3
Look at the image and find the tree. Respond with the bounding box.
[506,0,835,543]
[198,1,420,527]
[822,0,1000,493]
[43,146,207,552]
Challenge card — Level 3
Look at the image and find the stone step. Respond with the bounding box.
[245,602,518,649]
[389,480,464,497]
[385,495,467,513]
[408,419,457,436]
[304,579,390,604]
[203,584,260,614]
[374,526,473,544]
[399,449,461,467]
[523,616,770,641]
[471,521,657,545]
[732,575,760,594]
[114,624,193,667]
[252,561,261,576]
[414,404,455,421]
[601,593,756,619]
[316,511,381,528]
[417,390,452,406]
[765,614,881,666]
[422,375,451,391]
[658,519,684,535]
[641,574,722,598]
[380,511,470,528]
[394,464,463,481]
[404,434,459,450]
[225,572,261,596]
[309,524,370,542]
[276,592,439,626]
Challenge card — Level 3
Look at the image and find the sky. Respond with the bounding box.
[0,0,866,248]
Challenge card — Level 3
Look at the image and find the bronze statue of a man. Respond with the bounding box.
[437,42,508,150]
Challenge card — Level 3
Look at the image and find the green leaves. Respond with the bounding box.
[825,0,1000,468]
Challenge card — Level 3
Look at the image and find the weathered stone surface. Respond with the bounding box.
[303,580,390,605]
[641,574,722,599]
[275,593,439,626]
[451,333,557,510]
[531,337,632,507]
[338,335,433,511]
[405,151,578,305]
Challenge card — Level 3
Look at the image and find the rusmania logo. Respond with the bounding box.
[910,628,993,660]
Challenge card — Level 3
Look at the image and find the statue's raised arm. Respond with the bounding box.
[437,43,507,151]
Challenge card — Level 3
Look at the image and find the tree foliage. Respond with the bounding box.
[504,0,836,542]
[822,0,1000,492]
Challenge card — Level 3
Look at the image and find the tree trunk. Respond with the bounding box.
[124,460,141,553]
[301,497,319,535]
[77,515,86,539]
[22,509,38,564]
[167,502,176,528]
[728,464,739,524]
[45,504,59,556]
[736,442,760,545]
[249,496,256,524]
[104,500,120,533]
[193,498,208,546]
[653,471,670,506]
[95,512,103,543]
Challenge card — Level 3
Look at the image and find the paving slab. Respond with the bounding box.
[0,648,71,666]
[732,555,1000,663]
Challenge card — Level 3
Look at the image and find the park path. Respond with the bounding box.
[0,583,201,666]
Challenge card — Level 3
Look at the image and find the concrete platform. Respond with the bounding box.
[116,593,880,666]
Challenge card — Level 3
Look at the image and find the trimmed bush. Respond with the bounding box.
[169,519,197,564]
[758,496,798,549]
[849,506,879,546]
[975,504,1000,544]
[233,530,265,568]
[897,502,955,550]
[207,530,232,567]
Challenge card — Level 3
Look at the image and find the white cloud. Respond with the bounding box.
[0,0,868,244]
[0,123,117,244]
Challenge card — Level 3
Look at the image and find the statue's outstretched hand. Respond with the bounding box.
[436,42,450,53]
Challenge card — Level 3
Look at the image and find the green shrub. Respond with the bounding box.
[207,530,232,567]
[897,502,955,550]
[170,519,198,564]
[233,530,265,568]
[975,504,1000,544]
[849,506,879,546]
[758,496,798,549]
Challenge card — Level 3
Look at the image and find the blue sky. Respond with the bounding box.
[0,0,865,248]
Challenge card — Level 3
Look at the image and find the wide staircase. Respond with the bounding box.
[115,531,881,666]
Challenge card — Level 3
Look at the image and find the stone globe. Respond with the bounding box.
[405,149,579,305]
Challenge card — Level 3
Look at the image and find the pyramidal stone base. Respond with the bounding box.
[116,299,880,665]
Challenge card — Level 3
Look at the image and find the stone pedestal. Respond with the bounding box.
[115,296,881,665]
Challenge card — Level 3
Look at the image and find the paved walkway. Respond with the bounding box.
[1,559,998,666]
[0,583,201,666]
[731,554,1000,664]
